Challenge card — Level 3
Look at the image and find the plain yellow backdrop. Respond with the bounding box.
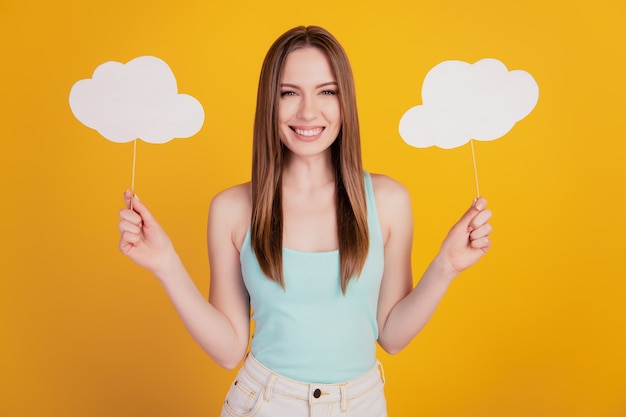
[1,0,625,416]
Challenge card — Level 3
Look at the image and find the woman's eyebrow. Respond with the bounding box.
[280,81,338,89]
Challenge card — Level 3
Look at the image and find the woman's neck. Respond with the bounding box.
[281,151,335,189]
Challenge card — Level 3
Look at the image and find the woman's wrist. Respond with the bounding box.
[153,250,185,284]
[430,253,460,284]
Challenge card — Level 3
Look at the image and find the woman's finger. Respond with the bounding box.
[119,207,143,225]
[469,208,492,231]
[455,198,488,232]
[123,189,135,209]
[470,223,492,241]
[121,230,141,245]
[118,219,142,236]
[470,235,491,250]
[122,191,158,229]
[119,230,142,255]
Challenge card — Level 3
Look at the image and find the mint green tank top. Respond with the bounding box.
[240,172,385,383]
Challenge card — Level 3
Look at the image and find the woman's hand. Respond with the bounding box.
[437,197,493,277]
[118,190,176,275]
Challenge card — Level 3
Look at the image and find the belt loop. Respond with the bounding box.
[340,384,348,413]
[377,361,385,383]
[264,373,277,402]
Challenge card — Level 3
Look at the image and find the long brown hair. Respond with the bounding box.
[250,25,368,293]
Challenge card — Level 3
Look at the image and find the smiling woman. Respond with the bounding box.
[117,25,492,417]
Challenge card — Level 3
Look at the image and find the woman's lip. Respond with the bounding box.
[290,126,325,140]
[291,126,325,137]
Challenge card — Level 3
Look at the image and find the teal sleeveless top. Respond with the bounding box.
[240,172,385,383]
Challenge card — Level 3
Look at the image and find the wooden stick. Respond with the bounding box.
[130,139,137,210]
[470,139,480,198]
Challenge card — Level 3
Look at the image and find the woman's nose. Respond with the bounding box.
[297,95,318,120]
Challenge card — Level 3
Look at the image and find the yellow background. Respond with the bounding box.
[2,0,625,416]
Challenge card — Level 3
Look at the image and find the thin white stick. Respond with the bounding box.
[130,139,137,210]
[470,139,480,198]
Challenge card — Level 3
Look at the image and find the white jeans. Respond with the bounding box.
[220,353,388,417]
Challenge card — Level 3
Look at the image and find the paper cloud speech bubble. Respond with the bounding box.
[399,58,538,149]
[69,56,204,144]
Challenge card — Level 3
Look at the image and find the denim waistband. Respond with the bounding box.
[241,353,385,407]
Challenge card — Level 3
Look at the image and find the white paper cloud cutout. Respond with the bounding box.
[69,56,204,144]
[399,58,538,149]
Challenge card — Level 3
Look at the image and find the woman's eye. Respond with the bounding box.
[321,90,336,95]
[280,91,296,97]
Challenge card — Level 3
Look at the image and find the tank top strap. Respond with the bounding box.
[363,171,383,242]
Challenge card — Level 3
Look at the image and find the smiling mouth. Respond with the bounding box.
[292,127,324,137]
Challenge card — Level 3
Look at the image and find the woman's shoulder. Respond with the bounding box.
[209,182,251,219]
[368,172,410,201]
[208,182,252,250]
[212,182,252,206]
[368,173,412,237]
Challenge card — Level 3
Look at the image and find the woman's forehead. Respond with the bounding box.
[281,47,335,84]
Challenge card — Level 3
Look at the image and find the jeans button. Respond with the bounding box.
[313,388,321,398]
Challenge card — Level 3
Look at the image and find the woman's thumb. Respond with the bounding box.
[457,197,487,231]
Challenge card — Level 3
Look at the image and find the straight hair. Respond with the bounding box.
[250,25,368,293]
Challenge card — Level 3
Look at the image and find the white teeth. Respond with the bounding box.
[294,128,323,137]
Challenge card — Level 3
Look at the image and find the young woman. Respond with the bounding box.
[118,25,492,417]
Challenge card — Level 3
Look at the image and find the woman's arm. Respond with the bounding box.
[118,188,251,369]
[372,176,492,354]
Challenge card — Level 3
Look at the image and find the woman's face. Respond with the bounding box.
[277,47,341,159]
